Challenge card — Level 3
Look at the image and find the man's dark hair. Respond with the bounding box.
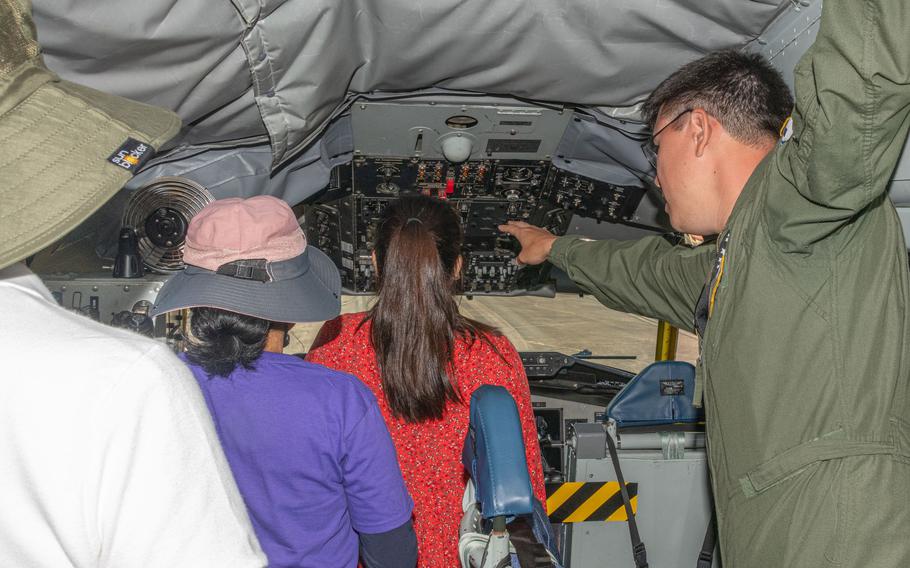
[642,49,793,146]
[186,307,270,377]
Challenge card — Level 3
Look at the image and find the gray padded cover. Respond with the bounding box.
[33,0,790,168]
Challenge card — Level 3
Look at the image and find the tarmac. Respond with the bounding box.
[288,293,698,374]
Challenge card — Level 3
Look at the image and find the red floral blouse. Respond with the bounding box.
[307,312,546,568]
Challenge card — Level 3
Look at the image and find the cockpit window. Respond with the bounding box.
[289,294,697,374]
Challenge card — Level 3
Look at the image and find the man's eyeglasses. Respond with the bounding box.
[641,108,693,170]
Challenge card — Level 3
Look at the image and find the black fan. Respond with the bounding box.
[122,177,215,273]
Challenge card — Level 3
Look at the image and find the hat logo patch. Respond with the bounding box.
[108,137,156,173]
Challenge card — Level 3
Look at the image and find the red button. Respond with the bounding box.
[445,179,455,195]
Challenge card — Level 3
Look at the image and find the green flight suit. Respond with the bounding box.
[547,1,910,566]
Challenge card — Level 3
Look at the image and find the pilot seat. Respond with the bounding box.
[459,385,561,568]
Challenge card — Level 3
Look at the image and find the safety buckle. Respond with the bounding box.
[215,258,272,282]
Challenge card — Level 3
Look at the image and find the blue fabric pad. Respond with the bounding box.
[606,361,704,427]
[462,385,535,519]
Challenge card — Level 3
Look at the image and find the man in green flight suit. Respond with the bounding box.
[501,0,910,566]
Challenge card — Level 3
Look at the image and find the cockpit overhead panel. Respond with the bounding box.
[350,101,572,162]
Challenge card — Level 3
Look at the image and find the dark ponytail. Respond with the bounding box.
[186,307,270,377]
[366,195,500,423]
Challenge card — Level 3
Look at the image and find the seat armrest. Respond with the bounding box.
[462,385,534,519]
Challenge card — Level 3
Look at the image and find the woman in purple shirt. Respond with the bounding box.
[151,196,415,568]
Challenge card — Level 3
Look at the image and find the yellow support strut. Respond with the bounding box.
[654,320,678,361]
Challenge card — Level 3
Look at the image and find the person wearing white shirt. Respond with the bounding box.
[0,264,267,567]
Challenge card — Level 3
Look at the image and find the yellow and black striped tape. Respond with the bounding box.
[545,481,638,523]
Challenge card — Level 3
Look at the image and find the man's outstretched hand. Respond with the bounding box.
[498,221,558,265]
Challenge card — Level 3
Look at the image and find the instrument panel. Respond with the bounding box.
[304,157,646,294]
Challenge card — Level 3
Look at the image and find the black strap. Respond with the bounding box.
[508,517,553,568]
[215,258,272,282]
[605,432,648,568]
[696,513,717,568]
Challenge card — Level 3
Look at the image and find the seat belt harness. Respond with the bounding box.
[605,432,648,568]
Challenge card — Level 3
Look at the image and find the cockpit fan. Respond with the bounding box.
[121,177,214,273]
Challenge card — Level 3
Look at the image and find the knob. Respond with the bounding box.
[441,136,473,163]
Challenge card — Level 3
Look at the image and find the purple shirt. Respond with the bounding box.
[183,352,413,568]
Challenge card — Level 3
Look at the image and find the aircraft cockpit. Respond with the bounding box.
[15,0,910,566]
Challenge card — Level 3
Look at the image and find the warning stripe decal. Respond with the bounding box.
[545,482,638,523]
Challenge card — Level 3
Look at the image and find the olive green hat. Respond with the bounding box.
[0,0,181,269]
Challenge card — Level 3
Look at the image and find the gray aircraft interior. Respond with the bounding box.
[23,0,910,566]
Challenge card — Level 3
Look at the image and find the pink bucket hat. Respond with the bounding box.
[150,196,341,323]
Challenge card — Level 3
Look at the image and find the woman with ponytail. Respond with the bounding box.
[307,195,546,567]
[151,196,416,568]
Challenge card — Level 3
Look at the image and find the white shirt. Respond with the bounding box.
[0,264,267,568]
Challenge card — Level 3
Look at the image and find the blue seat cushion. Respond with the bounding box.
[606,361,704,427]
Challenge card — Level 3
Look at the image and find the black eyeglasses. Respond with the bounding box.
[641,108,693,170]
